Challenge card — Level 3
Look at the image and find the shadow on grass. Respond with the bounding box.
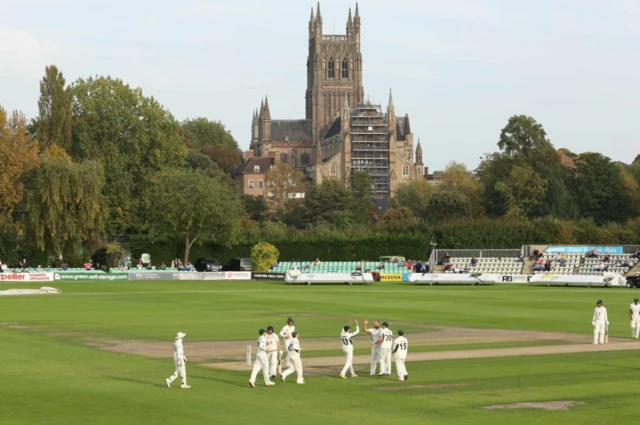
[103,375,165,388]
[190,374,251,388]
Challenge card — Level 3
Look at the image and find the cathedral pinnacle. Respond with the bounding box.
[316,2,322,24]
[387,88,395,121]
[262,95,271,120]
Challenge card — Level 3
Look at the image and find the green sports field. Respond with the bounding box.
[2,281,640,425]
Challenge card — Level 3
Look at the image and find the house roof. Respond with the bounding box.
[271,120,313,142]
[235,156,275,176]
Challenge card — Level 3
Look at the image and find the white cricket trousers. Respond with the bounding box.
[379,348,391,374]
[370,347,380,374]
[282,357,304,383]
[631,318,640,338]
[267,351,278,377]
[593,322,606,344]
[249,352,273,385]
[341,350,355,376]
[395,357,407,380]
[167,361,187,386]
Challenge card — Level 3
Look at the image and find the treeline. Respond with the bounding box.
[1,65,639,267]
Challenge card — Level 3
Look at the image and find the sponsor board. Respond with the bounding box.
[380,274,403,282]
[252,272,286,280]
[224,271,252,280]
[174,273,203,281]
[499,275,532,283]
[545,245,623,254]
[285,272,374,284]
[203,272,226,281]
[54,273,129,281]
[1,273,54,282]
[130,272,179,281]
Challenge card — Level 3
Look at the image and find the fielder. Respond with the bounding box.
[279,317,295,370]
[165,332,190,389]
[379,321,393,376]
[592,299,609,345]
[630,298,640,339]
[364,319,382,375]
[249,329,275,388]
[393,330,408,382]
[281,331,305,384]
[265,326,281,379]
[340,320,359,379]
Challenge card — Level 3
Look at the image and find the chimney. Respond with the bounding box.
[245,150,254,160]
[424,167,429,176]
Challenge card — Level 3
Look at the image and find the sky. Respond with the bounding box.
[1,0,639,170]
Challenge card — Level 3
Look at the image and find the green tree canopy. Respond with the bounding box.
[147,168,243,265]
[393,178,437,221]
[305,179,355,227]
[498,115,553,157]
[180,117,239,151]
[200,144,242,176]
[36,65,73,151]
[494,165,547,218]
[70,76,187,233]
[264,162,305,212]
[427,190,471,222]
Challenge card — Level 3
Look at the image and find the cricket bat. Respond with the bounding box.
[277,352,283,375]
[605,327,609,344]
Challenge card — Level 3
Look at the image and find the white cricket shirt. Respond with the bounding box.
[393,336,408,359]
[380,328,394,349]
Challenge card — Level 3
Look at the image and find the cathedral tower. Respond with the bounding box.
[306,3,364,142]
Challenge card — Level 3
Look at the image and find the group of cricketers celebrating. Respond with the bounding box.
[248,317,409,388]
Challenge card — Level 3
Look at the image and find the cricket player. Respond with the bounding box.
[281,331,304,384]
[592,299,609,345]
[265,326,281,378]
[630,298,640,339]
[279,317,295,369]
[249,329,275,388]
[340,320,359,379]
[364,319,382,375]
[379,322,393,376]
[393,330,408,382]
[165,332,190,389]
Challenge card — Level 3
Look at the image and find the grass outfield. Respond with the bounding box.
[2,281,640,425]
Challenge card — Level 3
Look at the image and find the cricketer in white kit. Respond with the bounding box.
[364,319,382,375]
[592,299,609,345]
[165,332,190,389]
[630,298,640,339]
[340,320,359,379]
[393,330,408,382]
[281,331,304,384]
[265,326,281,378]
[249,329,275,388]
[379,322,393,376]
[279,317,295,370]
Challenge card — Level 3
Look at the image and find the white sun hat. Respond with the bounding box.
[176,332,187,339]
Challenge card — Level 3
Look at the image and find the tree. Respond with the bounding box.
[438,161,484,216]
[181,117,239,151]
[186,150,221,177]
[71,76,188,233]
[200,144,242,176]
[379,206,417,232]
[250,242,279,272]
[427,190,471,222]
[27,146,106,256]
[37,65,73,151]
[305,180,354,227]
[570,153,633,224]
[243,195,267,221]
[0,107,41,217]
[148,168,243,265]
[498,115,553,157]
[264,162,305,211]
[494,165,547,218]
[350,171,375,221]
[393,179,437,221]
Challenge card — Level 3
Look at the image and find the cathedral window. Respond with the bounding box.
[402,164,410,176]
[331,163,336,175]
[342,58,348,78]
[328,58,335,78]
[301,153,310,165]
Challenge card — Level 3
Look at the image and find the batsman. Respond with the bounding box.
[592,299,609,345]
[630,297,640,339]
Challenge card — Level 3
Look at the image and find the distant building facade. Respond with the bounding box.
[243,3,424,199]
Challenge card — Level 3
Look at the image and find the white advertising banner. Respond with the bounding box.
[529,273,625,287]
[409,273,498,284]
[285,272,374,285]
[0,272,54,282]
[203,271,252,281]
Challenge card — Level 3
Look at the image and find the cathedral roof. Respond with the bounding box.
[270,119,313,142]
[323,117,342,139]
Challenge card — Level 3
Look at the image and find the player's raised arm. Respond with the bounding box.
[364,319,369,333]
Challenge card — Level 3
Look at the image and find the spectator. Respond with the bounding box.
[532,249,539,260]
[623,259,631,268]
[186,262,193,271]
[1,262,7,272]
[444,263,452,272]
[633,249,640,259]
[453,265,461,274]
[424,263,431,273]
[560,258,567,266]
[170,259,175,268]
[544,259,551,272]
[314,258,322,266]
[587,248,598,258]
[146,262,153,270]
[443,253,451,264]
[37,265,43,272]
[273,261,279,269]
[61,262,69,271]
[414,262,423,273]
[158,262,167,271]
[615,259,622,267]
[45,265,52,272]
[470,257,477,267]
[356,264,362,271]
[536,258,543,266]
[305,262,311,272]
[136,262,143,271]
[593,262,607,272]
[391,256,398,264]
[517,252,524,263]
[406,260,412,270]
[94,263,101,271]
[379,262,385,270]
[533,262,543,271]
[604,254,610,263]
[84,262,92,271]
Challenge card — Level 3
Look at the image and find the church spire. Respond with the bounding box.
[416,139,423,164]
[347,7,353,33]
[316,2,322,24]
[259,98,264,119]
[309,7,315,34]
[387,88,395,122]
[354,3,361,32]
[262,95,271,120]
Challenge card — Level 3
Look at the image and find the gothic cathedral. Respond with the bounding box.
[247,3,424,199]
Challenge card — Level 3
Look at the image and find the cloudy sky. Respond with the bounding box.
[1,0,638,170]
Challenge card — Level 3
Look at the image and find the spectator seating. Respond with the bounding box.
[534,253,638,276]
[444,257,523,274]
[535,253,581,275]
[269,261,420,274]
